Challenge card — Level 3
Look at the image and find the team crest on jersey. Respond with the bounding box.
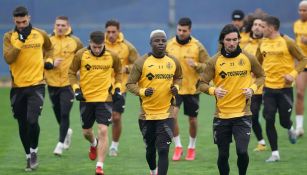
[238,59,245,66]
[31,33,38,39]
[166,62,173,69]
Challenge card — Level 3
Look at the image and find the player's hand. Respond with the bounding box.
[53,58,63,68]
[112,88,123,102]
[170,85,178,96]
[284,74,294,85]
[44,62,54,70]
[75,88,85,101]
[17,25,32,42]
[145,87,154,97]
[242,88,254,99]
[214,86,227,99]
[186,58,197,67]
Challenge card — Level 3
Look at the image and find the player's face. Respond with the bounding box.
[14,15,30,31]
[232,19,244,29]
[223,32,239,53]
[176,25,191,40]
[261,22,272,38]
[299,4,307,21]
[106,26,119,43]
[54,19,69,36]
[251,19,264,39]
[151,34,167,54]
[90,42,105,56]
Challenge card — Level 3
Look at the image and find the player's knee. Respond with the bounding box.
[97,124,108,136]
[279,120,290,129]
[297,90,305,101]
[236,148,248,156]
[112,113,121,123]
[82,128,92,137]
[157,146,169,157]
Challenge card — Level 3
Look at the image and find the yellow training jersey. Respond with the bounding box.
[45,27,83,87]
[166,37,209,94]
[127,54,182,120]
[240,32,250,48]
[68,48,122,102]
[198,51,264,119]
[105,32,139,92]
[294,20,307,69]
[257,35,307,89]
[3,27,53,87]
[244,37,263,94]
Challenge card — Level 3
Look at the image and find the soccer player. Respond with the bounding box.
[293,0,307,137]
[231,10,249,47]
[256,16,307,162]
[198,24,265,175]
[104,20,139,156]
[68,31,122,175]
[127,29,182,175]
[166,17,209,161]
[45,16,83,156]
[3,6,53,171]
[243,16,267,151]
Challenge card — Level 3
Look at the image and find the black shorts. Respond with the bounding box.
[112,93,126,113]
[175,94,200,117]
[139,118,174,149]
[10,84,45,124]
[80,102,112,129]
[213,116,252,145]
[304,68,307,72]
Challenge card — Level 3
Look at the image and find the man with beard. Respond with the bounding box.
[166,17,209,161]
[104,20,139,156]
[198,24,264,175]
[257,15,307,162]
[3,6,53,171]
[127,29,182,175]
[244,16,267,152]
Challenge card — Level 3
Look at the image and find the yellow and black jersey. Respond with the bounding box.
[198,51,264,119]
[45,27,83,87]
[256,35,307,89]
[3,27,53,87]
[244,37,263,94]
[240,32,250,48]
[105,32,139,92]
[294,20,307,56]
[126,54,182,120]
[68,48,122,102]
[294,20,307,69]
[166,37,209,95]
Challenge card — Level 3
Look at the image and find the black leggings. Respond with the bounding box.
[48,86,74,143]
[217,143,249,175]
[251,95,264,141]
[139,119,174,175]
[263,87,293,151]
[10,85,45,154]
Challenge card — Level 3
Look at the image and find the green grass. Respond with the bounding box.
[0,87,306,175]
